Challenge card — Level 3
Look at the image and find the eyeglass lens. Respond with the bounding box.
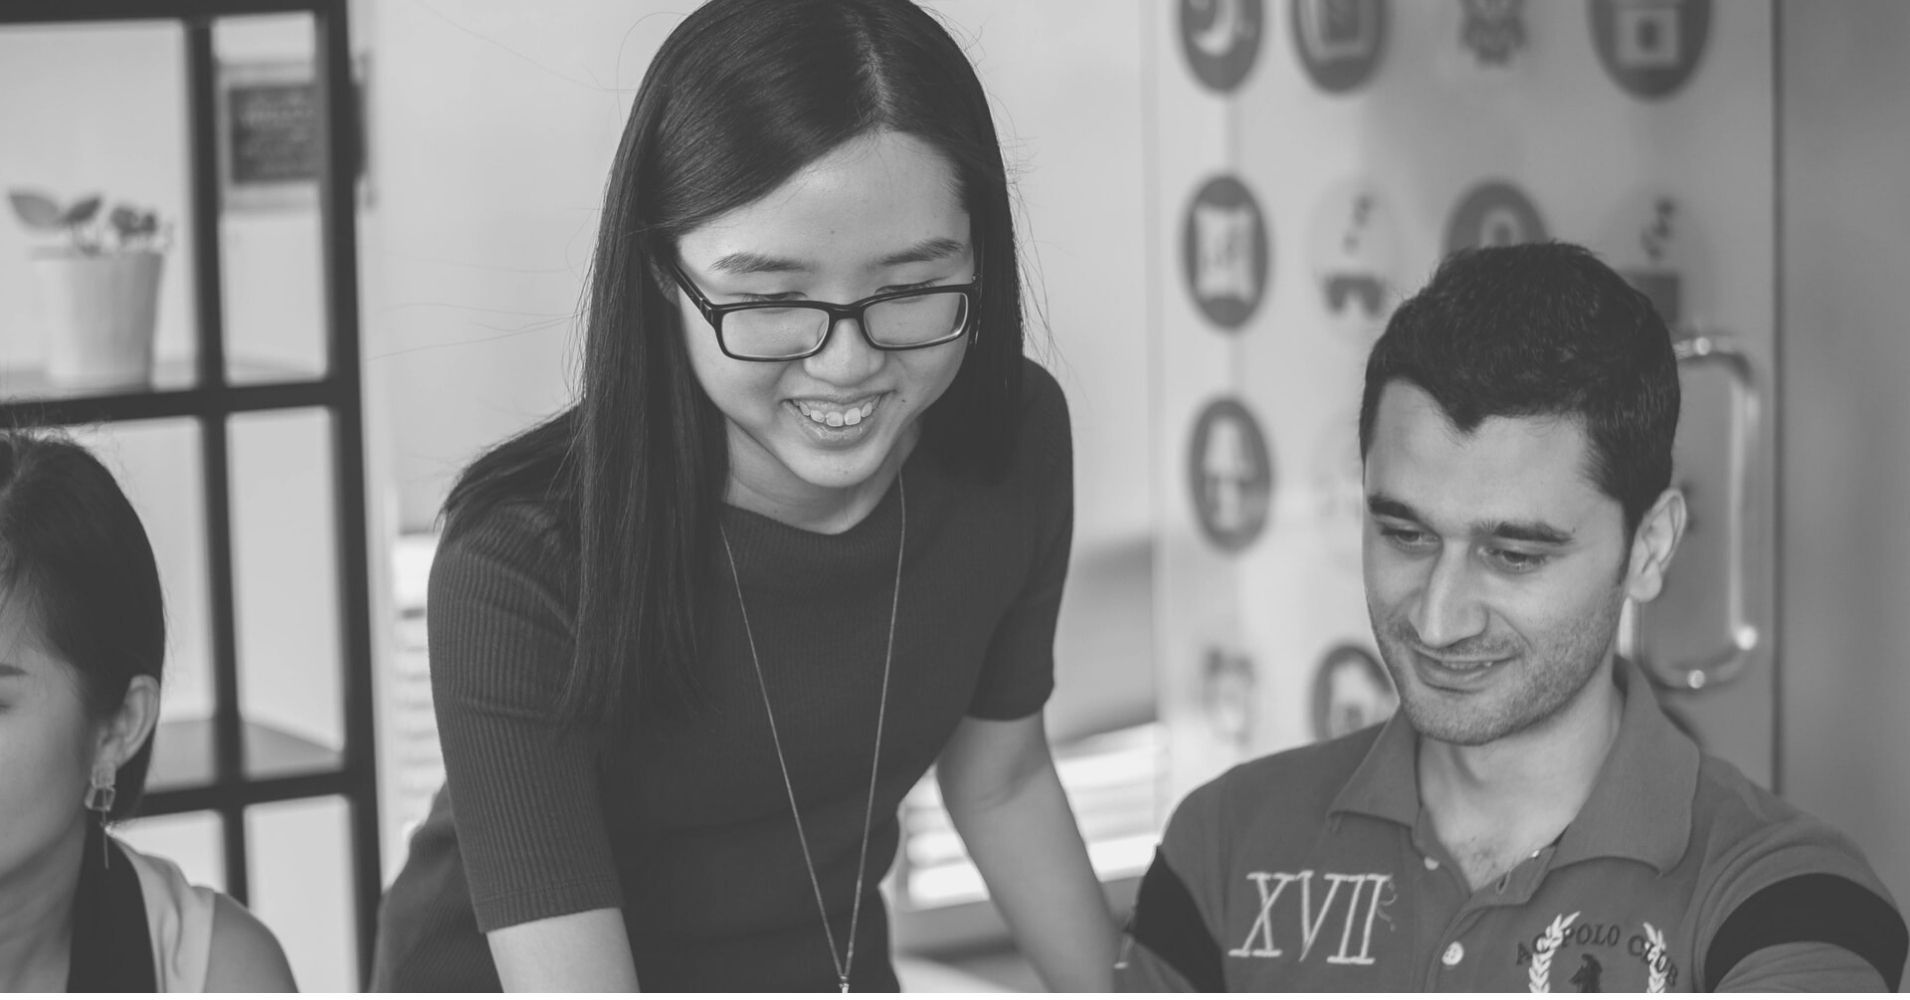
[723,291,969,358]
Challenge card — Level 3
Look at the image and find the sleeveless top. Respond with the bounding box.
[67,820,219,991]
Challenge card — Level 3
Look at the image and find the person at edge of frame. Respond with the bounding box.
[0,430,298,992]
[1114,241,1908,992]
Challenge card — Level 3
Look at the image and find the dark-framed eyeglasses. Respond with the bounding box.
[668,261,979,362]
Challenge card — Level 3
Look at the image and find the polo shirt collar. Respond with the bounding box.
[1330,699,1422,827]
[1328,658,1701,874]
[1554,658,1700,873]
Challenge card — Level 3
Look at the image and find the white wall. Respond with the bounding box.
[1778,0,1910,915]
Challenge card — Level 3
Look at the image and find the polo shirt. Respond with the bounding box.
[1115,660,1907,992]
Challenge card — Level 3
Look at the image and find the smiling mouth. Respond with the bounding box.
[792,396,880,428]
[1410,649,1516,687]
[1421,655,1506,670]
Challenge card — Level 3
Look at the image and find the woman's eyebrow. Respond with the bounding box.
[708,237,968,276]
[876,237,969,267]
[708,250,808,275]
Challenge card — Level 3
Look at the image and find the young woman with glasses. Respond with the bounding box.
[0,431,295,991]
[370,0,1117,989]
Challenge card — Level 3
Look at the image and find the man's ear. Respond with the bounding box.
[92,673,161,781]
[1625,487,1687,604]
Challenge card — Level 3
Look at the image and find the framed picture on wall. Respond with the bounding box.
[215,56,368,212]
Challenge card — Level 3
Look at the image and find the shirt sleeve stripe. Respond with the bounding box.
[1705,873,1908,991]
[1129,850,1224,992]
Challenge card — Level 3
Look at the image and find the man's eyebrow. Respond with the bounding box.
[1367,494,1574,545]
[1366,494,1420,522]
[0,662,25,679]
[1484,520,1574,546]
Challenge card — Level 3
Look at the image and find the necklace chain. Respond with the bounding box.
[718,473,905,994]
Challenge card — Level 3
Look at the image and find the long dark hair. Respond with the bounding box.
[443,0,1026,726]
[0,430,166,820]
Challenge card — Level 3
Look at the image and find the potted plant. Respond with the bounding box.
[8,188,172,389]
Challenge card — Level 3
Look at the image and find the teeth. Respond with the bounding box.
[796,399,878,426]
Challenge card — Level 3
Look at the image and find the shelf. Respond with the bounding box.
[0,358,341,425]
[144,716,347,814]
[6,0,379,980]
[0,0,325,25]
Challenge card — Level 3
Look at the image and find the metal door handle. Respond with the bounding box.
[1635,329,1764,690]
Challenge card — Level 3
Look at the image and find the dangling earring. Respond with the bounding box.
[85,766,116,867]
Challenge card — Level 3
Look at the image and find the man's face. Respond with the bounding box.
[1361,382,1633,747]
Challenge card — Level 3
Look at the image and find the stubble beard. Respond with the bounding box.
[1370,586,1628,747]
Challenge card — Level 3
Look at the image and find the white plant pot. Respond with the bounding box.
[30,250,165,389]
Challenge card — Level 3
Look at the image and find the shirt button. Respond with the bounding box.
[1442,942,1465,967]
[1423,856,1439,871]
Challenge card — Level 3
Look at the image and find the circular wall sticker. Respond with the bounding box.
[1180,0,1266,93]
[1594,190,1712,331]
[1309,643,1398,741]
[1290,0,1388,94]
[1186,397,1274,552]
[1459,0,1528,67]
[1200,644,1258,750]
[1443,179,1548,255]
[1589,0,1711,100]
[1305,177,1404,343]
[1182,175,1271,331]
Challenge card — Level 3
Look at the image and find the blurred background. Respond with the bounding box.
[2,0,1907,990]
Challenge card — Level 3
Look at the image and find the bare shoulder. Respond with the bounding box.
[204,894,298,992]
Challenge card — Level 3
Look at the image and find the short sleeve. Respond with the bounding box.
[967,360,1073,719]
[1713,941,1893,992]
[428,503,624,931]
[1114,774,1233,992]
[1696,811,1907,991]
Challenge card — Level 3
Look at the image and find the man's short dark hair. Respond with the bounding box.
[1357,241,1680,537]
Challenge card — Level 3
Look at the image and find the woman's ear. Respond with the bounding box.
[93,673,161,778]
[1625,488,1688,605]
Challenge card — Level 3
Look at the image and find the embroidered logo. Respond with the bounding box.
[1527,911,1578,992]
[1519,916,1674,992]
[1228,870,1395,967]
[1640,922,1669,992]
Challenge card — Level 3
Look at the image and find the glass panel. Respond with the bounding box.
[116,809,225,894]
[0,20,196,396]
[247,796,355,991]
[230,409,344,776]
[212,13,336,386]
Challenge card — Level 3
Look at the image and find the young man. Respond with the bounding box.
[1115,242,1907,991]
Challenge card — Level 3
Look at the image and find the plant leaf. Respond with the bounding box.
[109,204,141,234]
[63,195,102,225]
[7,189,64,229]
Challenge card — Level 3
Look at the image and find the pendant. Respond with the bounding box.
[839,977,850,993]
